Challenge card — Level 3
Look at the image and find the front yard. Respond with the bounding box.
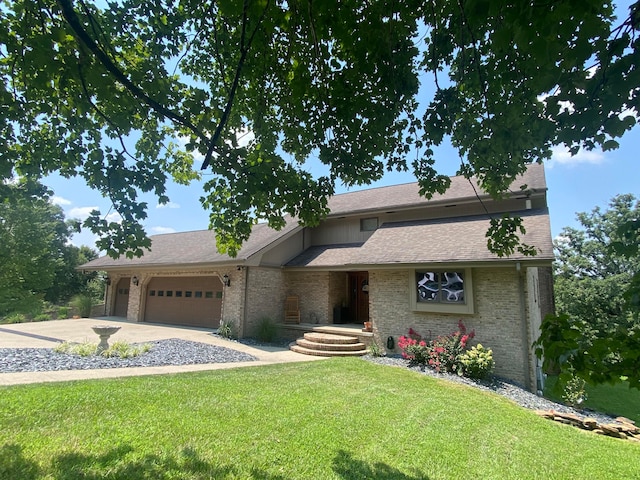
[1,358,638,479]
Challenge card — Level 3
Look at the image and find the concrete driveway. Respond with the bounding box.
[0,317,323,386]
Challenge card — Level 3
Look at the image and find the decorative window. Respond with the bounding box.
[360,217,379,232]
[410,269,474,314]
[158,290,164,297]
[216,291,223,299]
[205,291,213,299]
[175,291,183,297]
[166,290,173,297]
[150,290,156,297]
[185,291,192,298]
[195,291,203,298]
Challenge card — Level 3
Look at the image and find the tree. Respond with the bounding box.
[536,195,640,389]
[0,179,98,314]
[1,0,638,257]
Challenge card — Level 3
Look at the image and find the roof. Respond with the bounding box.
[81,163,550,270]
[286,209,554,268]
[81,216,301,270]
[325,163,546,217]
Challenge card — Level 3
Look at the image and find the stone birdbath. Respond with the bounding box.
[92,325,121,353]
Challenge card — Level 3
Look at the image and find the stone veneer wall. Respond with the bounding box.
[370,267,532,388]
[284,271,331,324]
[243,267,285,337]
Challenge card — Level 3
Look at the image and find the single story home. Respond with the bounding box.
[81,163,555,392]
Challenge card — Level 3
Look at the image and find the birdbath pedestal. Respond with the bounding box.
[92,325,121,353]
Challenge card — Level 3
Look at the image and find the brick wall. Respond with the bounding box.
[370,267,532,387]
[284,271,331,323]
[243,267,285,337]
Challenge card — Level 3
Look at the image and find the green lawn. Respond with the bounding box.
[1,358,638,480]
[544,376,640,424]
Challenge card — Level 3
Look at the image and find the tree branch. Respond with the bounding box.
[56,0,208,144]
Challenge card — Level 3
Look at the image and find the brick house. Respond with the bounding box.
[81,163,554,391]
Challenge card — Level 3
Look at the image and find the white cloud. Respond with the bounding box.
[150,226,176,235]
[51,195,72,206]
[105,212,122,223]
[156,201,181,209]
[547,145,605,168]
[68,206,99,220]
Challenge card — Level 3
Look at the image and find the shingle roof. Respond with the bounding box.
[81,216,301,269]
[325,163,546,217]
[81,164,550,270]
[286,209,554,268]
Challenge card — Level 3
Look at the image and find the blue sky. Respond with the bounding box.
[43,0,640,252]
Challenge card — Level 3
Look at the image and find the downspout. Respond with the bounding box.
[240,267,249,339]
[517,262,532,391]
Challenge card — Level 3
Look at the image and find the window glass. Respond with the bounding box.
[175,291,182,297]
[205,291,213,299]
[166,290,173,297]
[416,271,464,304]
[195,291,203,298]
[216,291,223,299]
[150,290,156,296]
[360,217,379,232]
[185,291,192,298]
[158,290,164,297]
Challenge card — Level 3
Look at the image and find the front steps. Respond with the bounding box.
[290,332,369,357]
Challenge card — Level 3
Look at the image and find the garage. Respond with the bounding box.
[144,276,223,328]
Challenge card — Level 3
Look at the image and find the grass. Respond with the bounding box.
[544,376,640,424]
[1,358,639,480]
[54,340,152,358]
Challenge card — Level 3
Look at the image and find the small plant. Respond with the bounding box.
[255,317,279,343]
[57,306,70,319]
[459,344,495,379]
[2,313,27,324]
[368,341,384,357]
[71,294,95,318]
[562,370,587,408]
[426,321,475,374]
[54,341,98,357]
[217,321,234,339]
[102,341,152,358]
[33,314,51,322]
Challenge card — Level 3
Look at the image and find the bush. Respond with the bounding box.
[368,341,384,357]
[71,294,95,318]
[33,314,51,322]
[102,341,152,358]
[217,321,234,339]
[562,370,587,407]
[54,341,97,357]
[255,317,279,343]
[57,306,70,319]
[459,344,495,379]
[2,313,27,324]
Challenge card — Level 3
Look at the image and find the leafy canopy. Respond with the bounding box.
[1,0,638,257]
[536,195,640,389]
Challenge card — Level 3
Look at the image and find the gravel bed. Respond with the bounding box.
[0,338,257,373]
[364,354,620,425]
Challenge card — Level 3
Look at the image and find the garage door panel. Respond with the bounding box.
[145,277,222,328]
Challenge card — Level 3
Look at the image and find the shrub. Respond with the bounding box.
[54,341,97,357]
[33,314,51,322]
[562,370,587,407]
[57,306,70,319]
[426,321,475,374]
[102,341,152,358]
[217,321,234,339]
[398,328,429,364]
[2,313,27,324]
[459,344,495,379]
[368,341,384,357]
[71,294,95,318]
[255,317,279,343]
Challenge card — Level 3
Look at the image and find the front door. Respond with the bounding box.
[348,272,369,323]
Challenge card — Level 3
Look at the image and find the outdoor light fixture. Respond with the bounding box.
[132,276,139,286]
[222,274,231,287]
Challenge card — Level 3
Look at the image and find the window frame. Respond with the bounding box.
[409,268,474,314]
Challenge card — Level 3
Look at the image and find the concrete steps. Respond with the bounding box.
[289,332,368,357]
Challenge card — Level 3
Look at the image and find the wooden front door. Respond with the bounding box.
[348,272,369,323]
